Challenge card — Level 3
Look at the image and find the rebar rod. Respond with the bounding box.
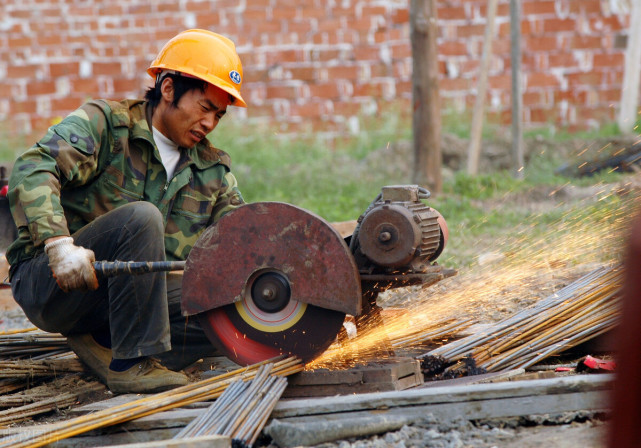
[421,265,622,373]
[0,356,302,448]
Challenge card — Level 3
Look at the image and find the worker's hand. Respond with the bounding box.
[45,237,99,292]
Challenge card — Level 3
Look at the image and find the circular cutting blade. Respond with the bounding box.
[199,299,345,365]
[181,202,361,366]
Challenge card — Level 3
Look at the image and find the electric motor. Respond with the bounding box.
[356,185,446,270]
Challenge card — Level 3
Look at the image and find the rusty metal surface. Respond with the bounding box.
[182,202,362,316]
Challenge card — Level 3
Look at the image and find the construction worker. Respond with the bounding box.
[6,29,247,393]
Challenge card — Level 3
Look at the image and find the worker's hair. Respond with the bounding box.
[144,73,208,109]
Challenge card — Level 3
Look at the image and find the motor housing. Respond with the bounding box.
[356,185,447,273]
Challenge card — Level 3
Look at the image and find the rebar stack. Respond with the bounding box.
[0,356,302,448]
[421,265,622,372]
[0,328,70,359]
[175,363,288,447]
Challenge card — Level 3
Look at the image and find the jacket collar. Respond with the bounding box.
[122,100,231,170]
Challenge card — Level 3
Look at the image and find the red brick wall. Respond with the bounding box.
[0,0,633,141]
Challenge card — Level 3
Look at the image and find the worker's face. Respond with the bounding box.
[155,78,231,148]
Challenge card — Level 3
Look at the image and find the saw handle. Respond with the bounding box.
[93,260,186,277]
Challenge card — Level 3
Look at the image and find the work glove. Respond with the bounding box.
[45,237,99,292]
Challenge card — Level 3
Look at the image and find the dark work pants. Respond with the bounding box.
[11,202,217,369]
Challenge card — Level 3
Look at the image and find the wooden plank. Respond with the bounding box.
[265,390,607,447]
[283,359,423,397]
[272,374,612,418]
[287,369,363,386]
[93,435,230,448]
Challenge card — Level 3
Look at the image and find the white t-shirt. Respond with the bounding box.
[152,126,181,179]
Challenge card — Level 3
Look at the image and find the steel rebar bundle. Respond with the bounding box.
[420,265,622,372]
[0,356,302,448]
[0,328,70,359]
[175,363,288,447]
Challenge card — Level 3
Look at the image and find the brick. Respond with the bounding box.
[567,72,603,87]
[457,23,486,39]
[325,65,360,80]
[524,36,558,52]
[529,107,558,123]
[157,3,181,13]
[50,62,79,78]
[265,84,303,99]
[440,77,472,91]
[353,45,380,61]
[72,79,101,93]
[273,6,299,20]
[113,78,142,94]
[310,48,346,62]
[522,1,557,16]
[438,6,467,20]
[548,52,576,68]
[543,18,577,33]
[191,11,221,26]
[264,49,305,65]
[287,67,318,82]
[526,73,561,89]
[590,16,626,32]
[308,83,341,99]
[27,81,56,96]
[50,97,84,112]
[389,42,411,60]
[523,91,547,106]
[593,53,624,68]
[488,74,511,90]
[92,62,123,77]
[12,100,38,114]
[391,8,409,25]
[568,0,603,15]
[289,101,326,118]
[438,41,468,57]
[7,64,43,79]
[183,1,211,13]
[569,36,603,50]
[8,36,32,48]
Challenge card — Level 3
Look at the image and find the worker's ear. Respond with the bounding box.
[160,77,175,104]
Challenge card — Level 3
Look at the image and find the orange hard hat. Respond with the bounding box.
[148,29,247,108]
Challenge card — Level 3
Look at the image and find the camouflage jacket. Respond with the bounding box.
[7,99,244,272]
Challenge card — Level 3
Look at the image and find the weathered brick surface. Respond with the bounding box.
[0,0,635,141]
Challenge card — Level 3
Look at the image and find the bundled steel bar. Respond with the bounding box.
[0,379,104,425]
[0,329,70,360]
[420,265,622,373]
[176,363,290,447]
[0,359,84,378]
[0,356,302,448]
[390,318,475,348]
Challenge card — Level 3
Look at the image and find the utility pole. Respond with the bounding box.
[618,0,641,134]
[410,0,442,194]
[510,0,525,179]
[466,0,499,175]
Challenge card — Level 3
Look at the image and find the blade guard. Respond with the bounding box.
[181,202,362,317]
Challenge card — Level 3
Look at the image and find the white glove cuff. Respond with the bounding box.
[44,237,74,255]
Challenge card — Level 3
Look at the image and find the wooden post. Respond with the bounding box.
[466,0,499,175]
[510,0,525,179]
[411,0,442,194]
[618,0,641,134]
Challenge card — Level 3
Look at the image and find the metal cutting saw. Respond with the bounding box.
[177,184,455,366]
